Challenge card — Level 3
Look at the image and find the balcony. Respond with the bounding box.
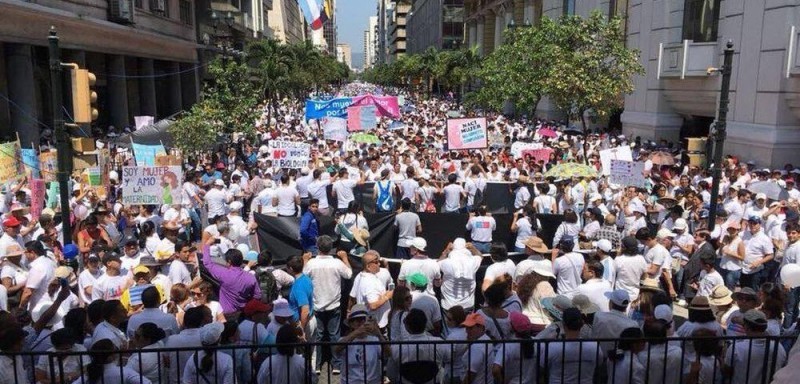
[657,40,718,79]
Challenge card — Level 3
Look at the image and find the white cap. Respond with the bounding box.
[589,193,603,202]
[453,238,466,250]
[229,201,244,211]
[654,304,673,323]
[604,289,631,307]
[673,218,688,231]
[411,237,427,251]
[594,239,613,253]
[657,228,677,239]
[755,193,767,201]
[300,167,310,175]
[200,322,225,346]
[109,170,119,181]
[214,179,225,187]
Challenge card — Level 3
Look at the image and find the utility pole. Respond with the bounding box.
[48,27,73,244]
[707,41,735,232]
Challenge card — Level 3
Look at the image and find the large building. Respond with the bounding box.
[387,0,411,62]
[465,0,800,167]
[268,0,306,44]
[323,0,337,55]
[336,43,352,70]
[406,0,465,54]
[364,16,378,68]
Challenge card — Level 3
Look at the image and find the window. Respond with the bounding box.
[135,0,143,8]
[179,0,192,25]
[682,0,720,42]
[609,0,629,19]
[149,0,169,17]
[563,0,575,16]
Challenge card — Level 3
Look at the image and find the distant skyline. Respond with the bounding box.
[336,0,373,68]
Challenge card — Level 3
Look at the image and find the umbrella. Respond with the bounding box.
[649,151,676,166]
[562,127,584,136]
[350,133,381,145]
[538,128,558,138]
[446,110,462,118]
[746,180,789,201]
[544,162,598,179]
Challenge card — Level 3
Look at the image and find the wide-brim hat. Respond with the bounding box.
[639,278,663,292]
[524,236,550,254]
[708,285,733,306]
[352,228,370,247]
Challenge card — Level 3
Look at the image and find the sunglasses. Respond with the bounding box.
[191,291,204,296]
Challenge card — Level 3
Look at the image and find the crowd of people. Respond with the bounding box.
[0,83,799,384]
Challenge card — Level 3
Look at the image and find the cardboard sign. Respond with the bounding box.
[322,117,348,141]
[39,151,58,183]
[131,143,167,166]
[268,141,310,169]
[522,148,555,164]
[599,146,633,176]
[0,141,20,184]
[21,149,40,179]
[610,160,647,188]
[30,178,45,220]
[510,142,543,159]
[121,166,183,205]
[446,118,488,150]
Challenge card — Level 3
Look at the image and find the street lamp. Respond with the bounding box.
[706,41,735,232]
[205,10,240,62]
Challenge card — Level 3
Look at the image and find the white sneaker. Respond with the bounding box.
[332,369,341,375]
[315,369,321,375]
[677,299,687,307]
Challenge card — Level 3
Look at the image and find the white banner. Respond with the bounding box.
[121,166,183,205]
[510,142,543,159]
[322,117,348,142]
[599,146,633,176]
[610,160,647,188]
[268,141,311,169]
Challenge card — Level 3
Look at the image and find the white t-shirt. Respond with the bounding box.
[257,354,307,384]
[697,270,724,297]
[466,216,496,243]
[308,179,331,209]
[255,187,277,215]
[741,230,774,274]
[410,291,442,332]
[484,259,516,284]
[443,184,464,212]
[534,195,556,214]
[614,255,648,301]
[400,178,420,201]
[552,252,585,298]
[398,258,441,296]
[92,274,130,301]
[514,217,535,250]
[341,336,383,384]
[333,179,358,209]
[464,335,495,384]
[720,236,744,271]
[168,259,192,285]
[493,338,538,384]
[24,256,56,310]
[353,272,391,327]
[204,188,229,218]
[540,341,603,384]
[303,255,353,311]
[78,269,103,304]
[439,252,483,309]
[576,279,612,312]
[645,243,672,274]
[274,186,299,216]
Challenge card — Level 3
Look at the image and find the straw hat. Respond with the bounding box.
[639,277,663,292]
[708,285,733,306]
[352,228,370,247]
[524,237,550,254]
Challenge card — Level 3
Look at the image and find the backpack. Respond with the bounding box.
[256,266,279,304]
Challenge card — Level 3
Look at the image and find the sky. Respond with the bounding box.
[336,0,375,67]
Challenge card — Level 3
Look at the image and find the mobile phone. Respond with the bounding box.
[59,278,68,288]
[213,238,221,244]
[388,282,395,291]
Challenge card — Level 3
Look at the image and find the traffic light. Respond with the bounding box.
[66,64,98,124]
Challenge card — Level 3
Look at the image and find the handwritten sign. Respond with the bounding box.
[446,118,487,150]
[268,141,310,169]
[121,166,183,205]
[599,146,633,176]
[30,179,45,220]
[510,142,544,159]
[610,160,647,188]
[0,141,20,184]
[39,151,58,182]
[322,117,348,141]
[131,143,166,166]
[21,149,40,179]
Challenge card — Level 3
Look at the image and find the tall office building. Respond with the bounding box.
[364,16,378,68]
[322,0,337,55]
[336,43,352,70]
[406,0,464,54]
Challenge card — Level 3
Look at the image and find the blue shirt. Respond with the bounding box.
[201,171,223,185]
[299,211,319,250]
[289,274,314,322]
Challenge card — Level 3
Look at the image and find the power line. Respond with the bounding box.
[98,62,209,79]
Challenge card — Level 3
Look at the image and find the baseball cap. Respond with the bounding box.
[558,237,575,250]
[200,322,224,346]
[407,272,429,288]
[594,239,613,253]
[229,201,244,211]
[102,252,121,264]
[747,216,762,224]
[786,209,800,222]
[243,299,270,316]
[572,294,600,315]
[272,299,293,318]
[755,193,767,201]
[124,235,138,246]
[410,237,427,251]
[214,179,225,187]
[621,236,639,252]
[743,310,768,326]
[654,304,673,324]
[673,218,688,231]
[348,304,370,321]
[133,265,150,275]
[604,289,631,307]
[509,311,534,333]
[2,217,20,228]
[656,228,677,239]
[461,313,486,327]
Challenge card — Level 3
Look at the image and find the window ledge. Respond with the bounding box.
[657,40,718,79]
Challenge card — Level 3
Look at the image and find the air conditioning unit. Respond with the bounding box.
[109,0,135,24]
[152,0,166,13]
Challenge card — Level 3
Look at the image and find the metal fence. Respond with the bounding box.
[1,335,795,384]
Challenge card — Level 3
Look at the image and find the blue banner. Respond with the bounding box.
[21,148,40,179]
[131,143,166,166]
[305,97,353,120]
[359,105,377,130]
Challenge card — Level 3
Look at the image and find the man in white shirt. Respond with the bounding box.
[204,179,231,219]
[307,169,335,216]
[741,216,775,290]
[398,237,441,296]
[91,300,129,349]
[126,286,180,338]
[462,313,494,384]
[594,239,617,285]
[639,227,677,298]
[20,241,56,311]
[694,252,724,298]
[592,289,639,353]
[438,239,483,311]
[576,260,612,312]
[272,174,300,217]
[168,240,194,285]
[165,306,211,384]
[302,235,353,373]
[331,168,365,214]
[352,251,392,328]
[552,238,584,298]
[613,236,649,301]
[465,207,496,254]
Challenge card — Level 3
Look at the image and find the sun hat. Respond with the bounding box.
[353,228,371,247]
[461,313,486,327]
[528,259,555,278]
[639,278,663,292]
[410,237,427,251]
[200,322,225,346]
[138,256,162,267]
[743,310,767,326]
[731,287,759,301]
[654,304,673,324]
[3,244,24,258]
[688,296,712,311]
[272,299,293,318]
[708,285,734,306]
[524,237,550,253]
[509,311,534,333]
[243,299,270,316]
[572,294,600,315]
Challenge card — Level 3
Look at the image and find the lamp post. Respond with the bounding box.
[707,41,735,232]
[205,10,239,63]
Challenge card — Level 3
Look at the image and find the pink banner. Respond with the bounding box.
[30,178,45,220]
[350,94,400,118]
[446,118,488,150]
[522,148,554,164]
[347,106,363,132]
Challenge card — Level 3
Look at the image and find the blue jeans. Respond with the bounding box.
[473,241,491,254]
[720,268,741,291]
[314,309,342,370]
[740,269,768,291]
[189,208,202,242]
[396,246,411,260]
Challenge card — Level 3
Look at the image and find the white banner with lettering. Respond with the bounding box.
[122,166,183,205]
[268,141,311,169]
[610,160,647,189]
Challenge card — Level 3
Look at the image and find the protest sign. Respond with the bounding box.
[322,117,348,141]
[0,141,20,184]
[347,105,376,132]
[350,94,401,118]
[121,166,183,205]
[134,116,155,130]
[360,105,377,130]
[21,148,40,179]
[521,148,554,164]
[599,146,633,176]
[610,160,647,188]
[510,142,543,158]
[489,131,505,148]
[39,150,58,182]
[131,142,166,166]
[446,118,488,150]
[30,179,45,220]
[268,141,310,168]
[305,97,353,120]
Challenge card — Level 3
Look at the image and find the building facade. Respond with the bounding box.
[388,0,411,62]
[268,0,306,44]
[323,0,337,55]
[407,0,465,54]
[364,16,378,68]
[336,43,352,70]
[0,0,203,146]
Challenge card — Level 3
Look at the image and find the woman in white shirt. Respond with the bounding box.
[335,202,370,254]
[182,322,234,384]
[415,177,439,213]
[511,207,538,253]
[125,322,167,384]
[187,282,226,323]
[719,222,745,290]
[533,184,557,214]
[552,210,581,253]
[517,268,556,329]
[139,221,161,257]
[74,338,151,384]
[257,324,309,384]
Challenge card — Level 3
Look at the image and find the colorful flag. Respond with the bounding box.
[299,0,324,30]
[312,0,332,30]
